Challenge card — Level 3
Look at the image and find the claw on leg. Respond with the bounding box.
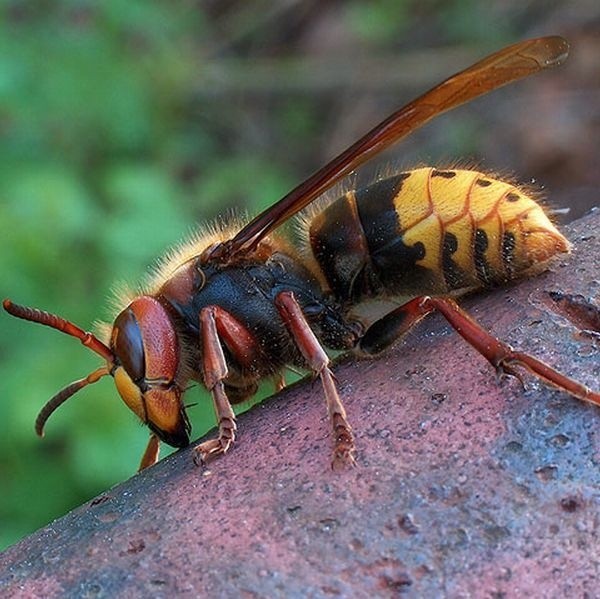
[494,358,527,390]
[193,380,237,467]
[193,415,237,466]
[193,386,237,467]
[331,412,356,470]
[321,366,356,469]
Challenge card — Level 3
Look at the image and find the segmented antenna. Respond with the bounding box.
[35,366,110,436]
[3,299,115,434]
[3,299,114,362]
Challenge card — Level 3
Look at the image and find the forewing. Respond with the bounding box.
[219,36,569,259]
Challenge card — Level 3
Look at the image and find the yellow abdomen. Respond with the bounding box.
[309,167,570,302]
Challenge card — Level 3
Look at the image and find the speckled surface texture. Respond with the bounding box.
[1,211,599,598]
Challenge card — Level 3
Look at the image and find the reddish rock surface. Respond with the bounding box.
[1,211,599,597]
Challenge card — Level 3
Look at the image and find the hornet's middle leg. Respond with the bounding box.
[275,291,355,469]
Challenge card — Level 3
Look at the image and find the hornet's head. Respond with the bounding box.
[109,296,190,448]
[3,295,191,458]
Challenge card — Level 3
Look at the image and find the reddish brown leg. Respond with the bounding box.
[194,306,238,466]
[139,433,160,471]
[275,291,355,469]
[360,296,600,405]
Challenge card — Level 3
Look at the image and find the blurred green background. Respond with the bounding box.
[1,1,599,550]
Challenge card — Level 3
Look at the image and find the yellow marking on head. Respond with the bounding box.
[114,366,145,421]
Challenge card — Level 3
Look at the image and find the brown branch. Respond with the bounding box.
[0,211,598,597]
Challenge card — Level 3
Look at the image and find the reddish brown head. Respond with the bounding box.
[110,296,190,447]
[2,296,190,449]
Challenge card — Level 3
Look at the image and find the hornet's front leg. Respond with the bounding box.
[275,291,355,469]
[138,433,161,471]
[194,306,238,466]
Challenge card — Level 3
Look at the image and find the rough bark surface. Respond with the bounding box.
[1,210,599,598]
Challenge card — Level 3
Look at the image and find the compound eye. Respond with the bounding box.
[112,308,145,382]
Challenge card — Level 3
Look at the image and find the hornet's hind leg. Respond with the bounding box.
[359,296,600,405]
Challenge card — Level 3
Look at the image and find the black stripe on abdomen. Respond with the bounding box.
[353,174,408,251]
[355,174,435,294]
[474,228,492,285]
[441,232,471,290]
[309,193,368,301]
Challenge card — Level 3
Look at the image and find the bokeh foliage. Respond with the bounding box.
[0,1,294,549]
[1,0,599,551]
